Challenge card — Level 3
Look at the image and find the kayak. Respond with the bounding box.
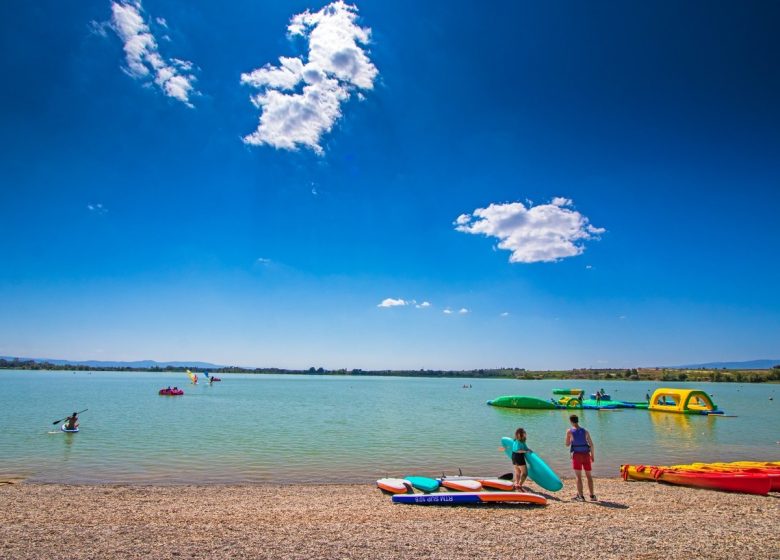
[438,479,482,492]
[501,437,563,492]
[376,478,411,494]
[61,424,79,433]
[621,464,772,495]
[159,388,184,396]
[404,476,440,493]
[392,491,547,506]
[444,477,515,491]
[656,471,771,495]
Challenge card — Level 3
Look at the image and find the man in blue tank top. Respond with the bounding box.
[565,414,596,501]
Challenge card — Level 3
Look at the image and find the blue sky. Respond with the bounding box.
[1,1,778,369]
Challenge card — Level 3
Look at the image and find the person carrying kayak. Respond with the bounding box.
[565,414,596,501]
[64,412,79,431]
[510,427,532,491]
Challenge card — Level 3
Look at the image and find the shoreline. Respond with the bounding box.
[2,479,777,559]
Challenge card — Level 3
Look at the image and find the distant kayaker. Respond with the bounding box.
[566,414,596,502]
[64,412,79,431]
[511,427,531,491]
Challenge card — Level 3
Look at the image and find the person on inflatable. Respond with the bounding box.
[65,412,79,431]
[566,414,596,501]
[510,427,532,491]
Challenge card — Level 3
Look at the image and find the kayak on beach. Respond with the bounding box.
[376,478,412,494]
[621,464,774,495]
[392,491,547,505]
[404,476,440,493]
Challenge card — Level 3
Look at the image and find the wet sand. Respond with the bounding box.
[1,478,778,559]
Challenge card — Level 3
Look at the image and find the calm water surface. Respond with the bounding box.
[0,371,777,483]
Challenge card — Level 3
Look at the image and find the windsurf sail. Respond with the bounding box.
[187,369,198,384]
[203,371,210,379]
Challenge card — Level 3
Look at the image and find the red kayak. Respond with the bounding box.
[655,470,771,495]
[158,388,184,396]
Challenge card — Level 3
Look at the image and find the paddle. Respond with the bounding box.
[52,409,87,426]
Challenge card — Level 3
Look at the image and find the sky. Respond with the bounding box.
[1,0,778,370]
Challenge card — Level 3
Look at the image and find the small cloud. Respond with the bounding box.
[458,308,469,314]
[89,20,111,37]
[256,258,271,265]
[87,203,108,215]
[416,301,431,309]
[500,312,509,317]
[443,308,453,315]
[109,0,198,107]
[455,197,604,264]
[155,16,168,28]
[378,298,408,308]
[619,315,627,320]
[585,265,592,269]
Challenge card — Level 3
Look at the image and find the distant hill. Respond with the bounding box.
[0,357,226,369]
[668,359,780,370]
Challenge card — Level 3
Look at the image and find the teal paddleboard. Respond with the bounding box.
[404,476,440,493]
[501,437,563,492]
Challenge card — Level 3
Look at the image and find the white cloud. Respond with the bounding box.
[455,197,605,263]
[256,258,271,265]
[377,298,408,308]
[110,1,198,107]
[585,265,593,269]
[87,203,108,215]
[155,17,168,28]
[500,312,510,317]
[443,308,453,315]
[241,1,378,154]
[416,301,431,308]
[458,308,469,314]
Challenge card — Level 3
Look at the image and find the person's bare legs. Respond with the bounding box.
[585,470,595,497]
[574,469,584,496]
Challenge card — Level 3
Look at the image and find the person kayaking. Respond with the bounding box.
[64,412,79,431]
[510,427,532,491]
[565,414,596,502]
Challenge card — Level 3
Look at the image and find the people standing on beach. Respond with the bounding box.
[65,412,79,431]
[511,427,531,491]
[565,414,596,502]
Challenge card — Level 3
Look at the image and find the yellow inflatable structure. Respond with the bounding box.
[648,388,721,415]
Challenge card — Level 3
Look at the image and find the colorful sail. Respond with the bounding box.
[187,369,198,384]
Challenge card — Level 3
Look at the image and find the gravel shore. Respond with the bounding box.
[1,479,778,559]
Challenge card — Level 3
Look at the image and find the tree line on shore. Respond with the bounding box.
[2,358,779,383]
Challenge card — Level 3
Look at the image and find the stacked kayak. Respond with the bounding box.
[621,462,778,495]
[377,475,547,505]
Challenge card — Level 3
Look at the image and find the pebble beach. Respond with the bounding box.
[1,478,778,559]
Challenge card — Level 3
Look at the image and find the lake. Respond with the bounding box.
[0,370,777,484]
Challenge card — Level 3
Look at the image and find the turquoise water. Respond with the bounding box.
[0,370,777,484]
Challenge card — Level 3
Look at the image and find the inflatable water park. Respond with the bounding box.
[487,387,724,415]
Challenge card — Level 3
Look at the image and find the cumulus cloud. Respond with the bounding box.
[377,298,408,308]
[110,1,198,107]
[455,197,605,264]
[458,308,469,314]
[241,1,378,154]
[443,308,453,315]
[416,301,431,308]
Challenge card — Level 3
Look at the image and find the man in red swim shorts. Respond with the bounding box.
[565,414,596,501]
